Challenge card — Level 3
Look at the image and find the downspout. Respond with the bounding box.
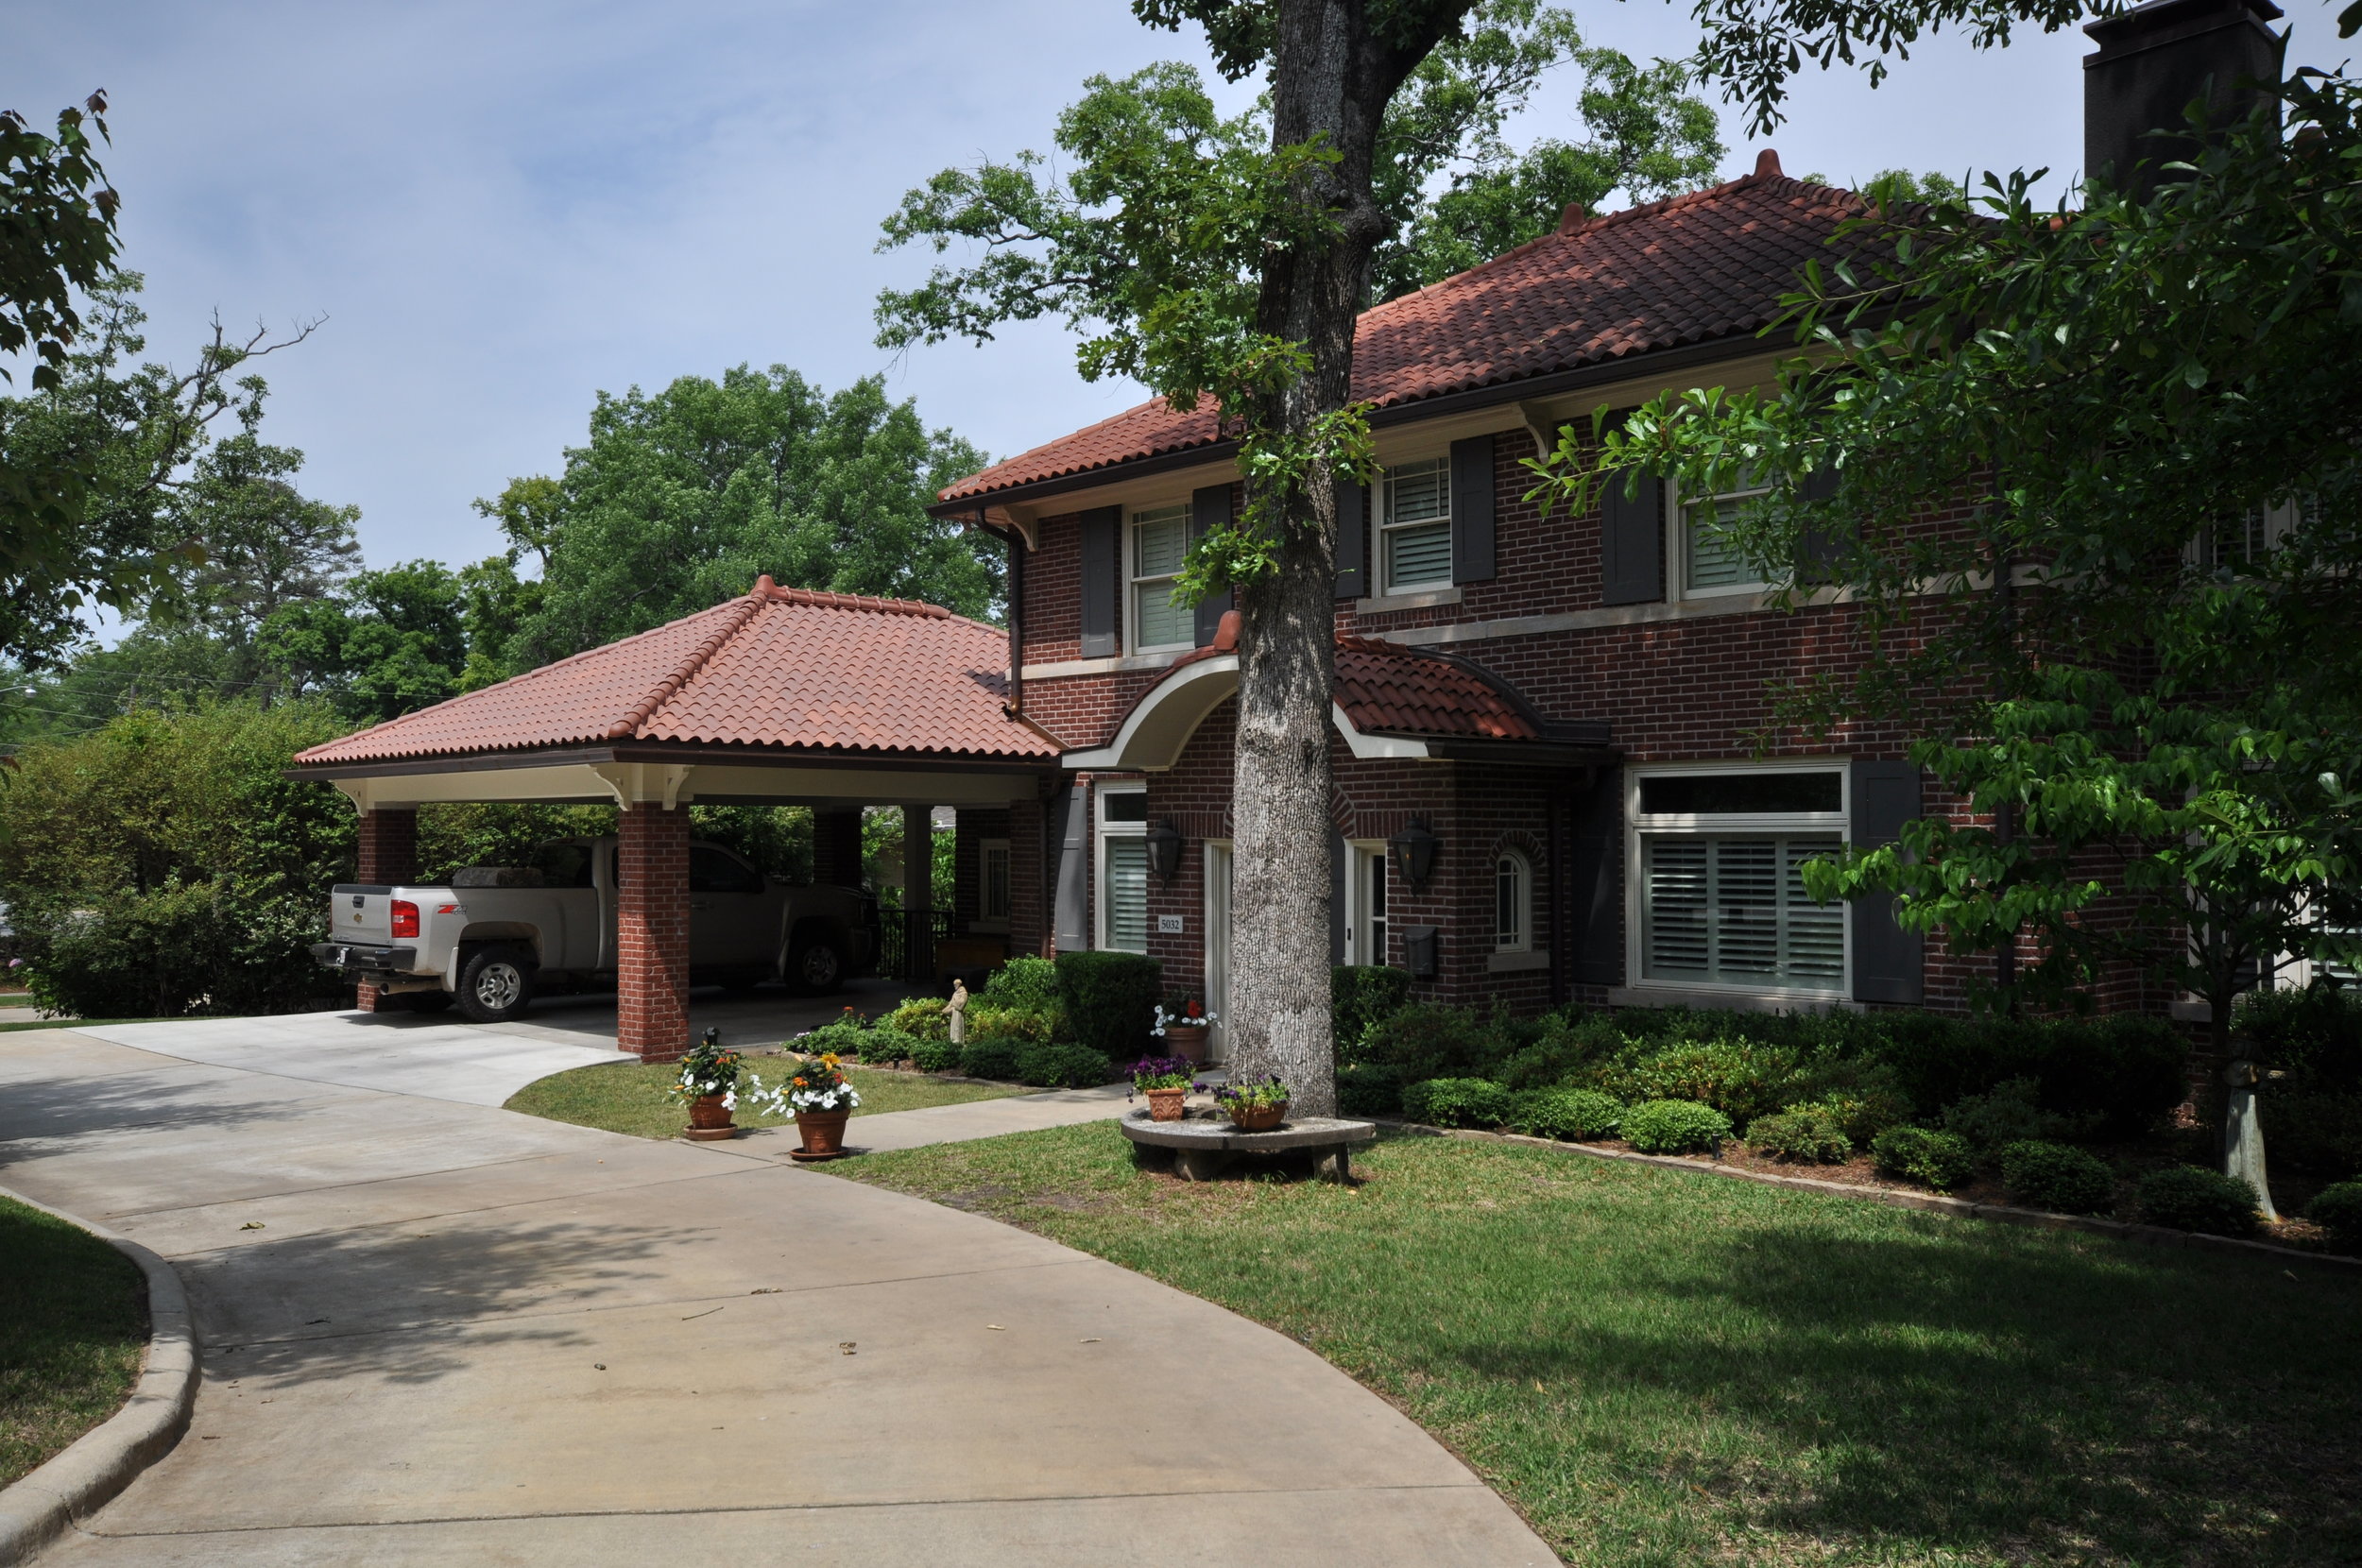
[985,508,1024,720]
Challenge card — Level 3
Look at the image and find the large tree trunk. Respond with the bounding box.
[1224,0,1462,1116]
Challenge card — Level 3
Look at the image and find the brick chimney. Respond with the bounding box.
[2083,0,2287,196]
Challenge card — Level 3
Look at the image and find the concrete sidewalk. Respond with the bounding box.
[0,1029,1552,1566]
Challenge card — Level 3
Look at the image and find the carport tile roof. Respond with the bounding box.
[940,164,1874,503]
[294,578,1056,766]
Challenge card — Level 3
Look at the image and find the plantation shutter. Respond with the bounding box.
[1600,469,1665,605]
[1079,505,1120,658]
[1449,435,1497,583]
[1567,766,1623,984]
[1052,784,1092,953]
[1798,467,1847,585]
[1849,758,1924,1003]
[1333,478,1367,599]
[1329,828,1347,967]
[1190,485,1234,645]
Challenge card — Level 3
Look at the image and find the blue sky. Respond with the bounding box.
[5,0,2350,577]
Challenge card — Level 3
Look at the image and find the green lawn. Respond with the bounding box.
[504,1056,1030,1139]
[0,1197,146,1485]
[837,1123,2361,1566]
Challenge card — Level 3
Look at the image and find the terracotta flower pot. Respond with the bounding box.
[684,1093,736,1141]
[795,1108,852,1159]
[1145,1085,1188,1122]
[1163,1022,1210,1065]
[1227,1100,1287,1133]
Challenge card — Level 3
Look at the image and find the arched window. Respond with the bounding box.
[1495,850,1531,952]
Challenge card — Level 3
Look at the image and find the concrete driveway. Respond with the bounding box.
[0,1027,1551,1566]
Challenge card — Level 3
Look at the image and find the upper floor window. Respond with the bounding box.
[1495,850,1531,952]
[1381,457,1452,592]
[1680,472,1772,596]
[2198,496,2304,574]
[1130,504,1194,653]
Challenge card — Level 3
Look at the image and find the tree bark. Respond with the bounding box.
[1224,0,1463,1116]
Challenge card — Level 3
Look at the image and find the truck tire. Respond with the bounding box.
[455,946,536,1024]
[785,936,845,997]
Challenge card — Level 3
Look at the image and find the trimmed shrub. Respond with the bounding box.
[889,997,949,1041]
[1496,1011,1626,1091]
[1600,1038,1801,1133]
[793,1014,871,1058]
[910,1036,962,1074]
[1786,1054,1912,1142]
[1620,1099,1732,1154]
[1509,1086,1622,1142]
[967,1004,1059,1046]
[2236,984,2362,1095]
[1942,1078,2089,1150]
[861,1025,921,1065]
[2305,1180,2362,1253]
[2136,1167,2262,1236]
[2264,1090,2362,1180]
[1870,1126,1977,1191]
[1402,1077,1515,1129]
[1870,1013,2188,1133]
[1054,951,1162,1060]
[978,955,1060,1014]
[1747,1104,1853,1164]
[958,1037,1024,1082]
[1361,1004,1514,1085]
[1998,1140,2117,1215]
[1332,965,1412,1058]
[1016,1040,1113,1089]
[1336,1062,1405,1117]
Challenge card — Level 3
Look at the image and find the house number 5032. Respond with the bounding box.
[1155,915,1185,934]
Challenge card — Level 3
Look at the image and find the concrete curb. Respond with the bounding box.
[0,1189,198,1567]
[1373,1119,2362,1272]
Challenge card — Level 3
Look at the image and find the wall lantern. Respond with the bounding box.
[1145,819,1187,881]
[1388,818,1441,890]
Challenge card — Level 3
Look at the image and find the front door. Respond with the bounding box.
[1204,840,1232,1064]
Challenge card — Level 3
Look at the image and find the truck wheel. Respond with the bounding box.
[785,938,844,997]
[456,946,536,1024]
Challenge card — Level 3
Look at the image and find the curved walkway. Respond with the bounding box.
[0,1028,1550,1565]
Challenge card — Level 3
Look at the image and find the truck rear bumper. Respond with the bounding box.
[310,943,419,973]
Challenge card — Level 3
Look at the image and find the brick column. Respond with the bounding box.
[353,808,419,1013]
[813,809,864,887]
[902,804,933,981]
[616,802,691,1060]
[1009,794,1047,958]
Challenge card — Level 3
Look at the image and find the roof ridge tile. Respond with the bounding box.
[606,592,768,741]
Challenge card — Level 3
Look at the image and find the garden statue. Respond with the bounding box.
[945,979,967,1046]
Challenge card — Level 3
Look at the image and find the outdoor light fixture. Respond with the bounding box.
[1145,819,1186,881]
[1389,818,1441,890]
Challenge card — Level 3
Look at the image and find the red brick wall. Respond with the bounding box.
[951,808,1012,933]
[1009,790,1049,958]
[353,809,418,1012]
[812,810,863,889]
[616,803,691,1060]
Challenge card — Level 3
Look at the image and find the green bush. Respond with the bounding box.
[1495,1011,1626,1090]
[2235,984,2362,1095]
[1362,1004,1514,1084]
[2304,1180,2362,1253]
[1597,1037,1801,1133]
[2136,1167,2261,1236]
[1054,951,1162,1059]
[1870,1126,1977,1191]
[862,1025,921,1065]
[1336,1062,1404,1117]
[967,1004,1060,1045]
[978,954,1060,1014]
[17,880,346,1020]
[1620,1099,1732,1154]
[1332,965,1412,1058]
[1870,1013,2188,1134]
[2268,1091,2362,1179]
[1747,1104,1853,1164]
[1508,1086,1622,1141]
[1942,1078,2091,1150]
[1015,1040,1112,1089]
[1784,1054,1913,1142]
[958,1037,1024,1082]
[1998,1140,2117,1215]
[1402,1077,1515,1129]
[910,1036,963,1074]
[793,1014,871,1058]
[889,997,949,1041]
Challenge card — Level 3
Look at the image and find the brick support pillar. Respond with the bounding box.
[353,808,419,1013]
[616,802,691,1060]
[902,803,933,981]
[813,809,864,888]
[1009,794,1047,959]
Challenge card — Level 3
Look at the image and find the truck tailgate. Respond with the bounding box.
[331,884,398,945]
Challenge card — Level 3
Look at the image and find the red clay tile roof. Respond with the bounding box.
[940,163,1876,503]
[294,577,1057,767]
[1157,613,1551,743]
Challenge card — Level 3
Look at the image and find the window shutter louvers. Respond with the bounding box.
[1448,435,1496,583]
[1190,485,1234,645]
[1333,479,1367,600]
[1848,758,1924,1003]
[1567,766,1623,984]
[1053,785,1092,952]
[1600,470,1665,605]
[1079,506,1120,657]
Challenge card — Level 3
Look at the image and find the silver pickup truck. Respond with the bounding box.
[311,836,877,1023]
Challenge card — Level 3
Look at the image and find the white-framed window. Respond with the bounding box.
[1629,763,1848,996]
[1129,503,1194,654]
[1495,849,1532,952]
[975,838,1011,933]
[1380,456,1452,593]
[1676,472,1772,597]
[1343,842,1389,966]
[1096,786,1149,952]
[2196,495,2304,573]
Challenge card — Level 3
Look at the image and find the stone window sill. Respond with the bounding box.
[1486,950,1549,973]
[1356,587,1463,614]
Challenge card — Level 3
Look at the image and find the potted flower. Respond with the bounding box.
[1129,1056,1193,1121]
[668,1033,745,1142]
[749,1050,863,1160]
[1152,994,1216,1065]
[1216,1074,1289,1133]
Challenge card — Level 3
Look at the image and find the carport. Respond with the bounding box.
[288,577,1063,1059]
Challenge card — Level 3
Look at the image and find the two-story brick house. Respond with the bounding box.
[930,151,1992,1054]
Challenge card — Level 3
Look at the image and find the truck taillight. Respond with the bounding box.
[390,900,419,939]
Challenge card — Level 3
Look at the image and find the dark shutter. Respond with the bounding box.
[1566,766,1623,984]
[1449,435,1496,583]
[1079,505,1120,658]
[1053,783,1091,953]
[1333,479,1367,600]
[1190,485,1234,645]
[1798,467,1846,585]
[1849,758,1924,1004]
[1328,829,1347,967]
[1600,470,1664,605]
